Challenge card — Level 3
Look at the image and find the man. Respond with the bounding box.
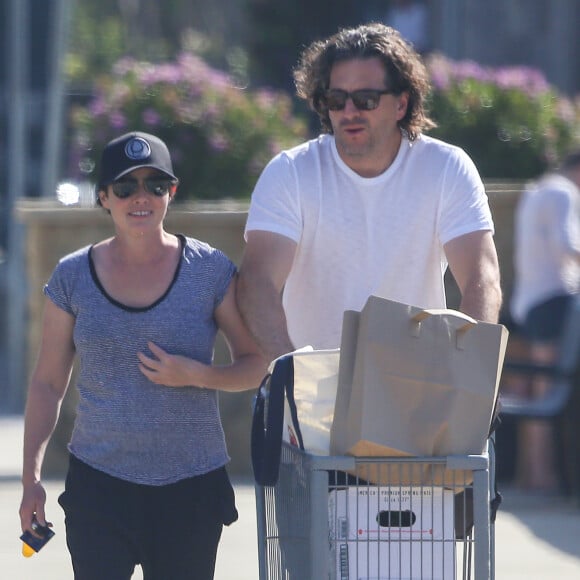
[237,22,502,363]
[509,149,580,492]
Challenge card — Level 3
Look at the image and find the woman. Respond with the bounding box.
[19,131,266,579]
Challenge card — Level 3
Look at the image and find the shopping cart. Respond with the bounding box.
[255,442,495,580]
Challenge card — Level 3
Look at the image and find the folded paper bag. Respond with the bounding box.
[282,348,340,455]
[251,347,339,486]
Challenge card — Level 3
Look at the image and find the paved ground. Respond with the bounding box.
[2,414,580,579]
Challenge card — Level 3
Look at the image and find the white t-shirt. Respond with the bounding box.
[510,174,580,324]
[245,133,494,349]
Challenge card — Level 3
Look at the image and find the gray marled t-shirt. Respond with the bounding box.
[45,234,236,485]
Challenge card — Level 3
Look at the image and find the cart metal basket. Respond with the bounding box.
[255,442,495,580]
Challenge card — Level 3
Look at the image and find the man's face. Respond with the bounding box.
[328,57,408,176]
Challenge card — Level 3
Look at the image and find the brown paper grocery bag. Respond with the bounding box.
[330,296,508,486]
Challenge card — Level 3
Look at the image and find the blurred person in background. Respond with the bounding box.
[510,149,580,493]
[19,131,265,580]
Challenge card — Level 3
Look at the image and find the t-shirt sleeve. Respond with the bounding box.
[439,147,494,245]
[244,152,302,243]
[546,188,580,255]
[212,250,237,308]
[43,257,77,316]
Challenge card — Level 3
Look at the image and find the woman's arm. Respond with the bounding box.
[20,299,76,531]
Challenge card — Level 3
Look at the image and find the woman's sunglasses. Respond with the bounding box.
[111,177,177,199]
[321,88,395,112]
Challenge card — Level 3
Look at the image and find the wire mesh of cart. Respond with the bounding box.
[255,442,495,580]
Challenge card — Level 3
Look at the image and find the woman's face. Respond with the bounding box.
[99,167,176,234]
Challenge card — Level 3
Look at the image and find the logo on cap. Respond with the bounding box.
[124,137,151,161]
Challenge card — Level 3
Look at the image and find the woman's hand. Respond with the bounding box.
[138,278,267,392]
[137,342,209,387]
[19,481,51,534]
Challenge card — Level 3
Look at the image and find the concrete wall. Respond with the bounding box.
[16,185,522,478]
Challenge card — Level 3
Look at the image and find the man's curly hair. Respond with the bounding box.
[293,22,436,141]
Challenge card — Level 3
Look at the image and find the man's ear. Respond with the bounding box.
[396,92,409,120]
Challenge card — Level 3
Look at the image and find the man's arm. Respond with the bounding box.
[444,230,503,323]
[236,230,298,363]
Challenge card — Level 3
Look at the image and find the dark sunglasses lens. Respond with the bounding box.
[324,89,382,111]
[351,90,381,111]
[144,179,172,196]
[325,90,348,111]
[111,179,173,198]
[112,182,137,198]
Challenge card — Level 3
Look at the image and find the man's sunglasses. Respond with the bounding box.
[111,177,177,199]
[321,88,395,112]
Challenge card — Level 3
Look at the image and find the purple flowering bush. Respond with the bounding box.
[68,52,308,200]
[68,50,579,191]
[425,53,580,178]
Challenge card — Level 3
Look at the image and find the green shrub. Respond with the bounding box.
[425,53,580,179]
[67,51,308,201]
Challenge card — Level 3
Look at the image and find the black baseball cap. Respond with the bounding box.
[97,132,178,190]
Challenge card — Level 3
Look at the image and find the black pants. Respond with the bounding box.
[59,454,238,580]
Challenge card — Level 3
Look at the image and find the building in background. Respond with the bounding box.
[430,0,580,96]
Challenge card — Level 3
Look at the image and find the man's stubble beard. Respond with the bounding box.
[334,130,376,159]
